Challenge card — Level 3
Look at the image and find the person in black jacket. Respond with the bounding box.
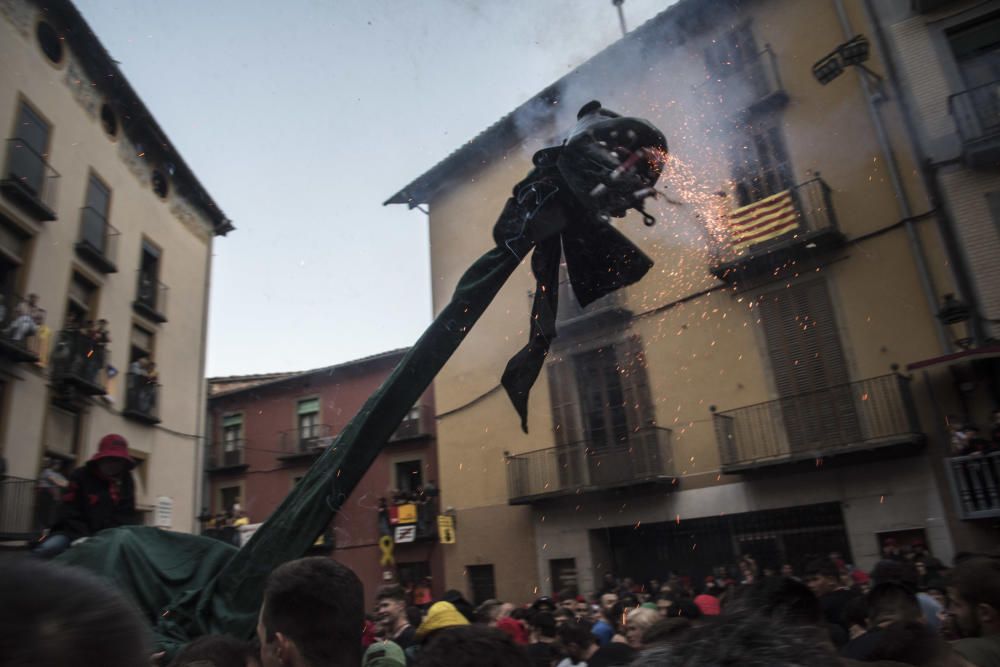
[33,433,137,559]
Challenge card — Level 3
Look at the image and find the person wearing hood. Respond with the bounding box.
[33,434,137,559]
[404,601,470,664]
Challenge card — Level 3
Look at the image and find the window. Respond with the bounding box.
[0,216,29,321]
[65,271,98,326]
[704,23,759,79]
[100,103,118,138]
[219,486,241,514]
[467,564,496,606]
[6,101,50,197]
[757,280,859,452]
[35,21,63,64]
[151,169,169,199]
[394,459,423,494]
[731,117,793,207]
[297,397,320,443]
[550,558,578,597]
[222,414,243,465]
[129,324,154,366]
[949,13,1000,88]
[44,404,81,458]
[80,173,111,256]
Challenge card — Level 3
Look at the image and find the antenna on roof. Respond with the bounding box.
[612,0,627,37]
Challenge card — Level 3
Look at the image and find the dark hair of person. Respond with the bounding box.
[867,582,921,625]
[261,557,364,667]
[554,608,576,623]
[843,595,868,631]
[414,625,531,667]
[509,607,529,622]
[871,560,919,590]
[556,620,594,649]
[867,621,951,666]
[949,556,1000,611]
[442,589,477,623]
[406,605,423,628]
[630,615,842,667]
[0,558,150,667]
[530,611,556,638]
[727,576,823,626]
[665,599,702,620]
[376,584,407,602]
[167,634,257,667]
[641,617,692,647]
[803,558,839,580]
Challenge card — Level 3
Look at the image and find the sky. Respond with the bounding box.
[73,0,675,377]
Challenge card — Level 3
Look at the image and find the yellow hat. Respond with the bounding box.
[415,601,470,639]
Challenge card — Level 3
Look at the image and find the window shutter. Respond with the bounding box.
[759,280,859,453]
[618,335,660,476]
[547,357,585,487]
[223,414,242,429]
[297,398,319,415]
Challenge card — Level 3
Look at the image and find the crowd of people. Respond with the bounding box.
[8,532,1000,667]
[948,411,1000,457]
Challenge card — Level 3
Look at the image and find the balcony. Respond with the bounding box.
[0,294,43,363]
[133,272,168,323]
[0,138,59,222]
[380,495,440,543]
[712,374,923,473]
[278,424,334,461]
[949,81,1000,169]
[75,207,119,274]
[0,476,37,541]
[50,328,107,396]
[122,372,160,424]
[206,439,248,472]
[710,177,844,282]
[946,451,1000,520]
[390,403,434,442]
[505,426,674,504]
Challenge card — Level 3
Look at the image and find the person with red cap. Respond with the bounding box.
[33,434,137,559]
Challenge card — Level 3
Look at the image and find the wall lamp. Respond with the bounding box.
[812,35,883,87]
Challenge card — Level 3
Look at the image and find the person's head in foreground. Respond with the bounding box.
[0,557,150,667]
[413,625,530,667]
[257,557,364,667]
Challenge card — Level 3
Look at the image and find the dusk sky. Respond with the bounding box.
[74,0,674,377]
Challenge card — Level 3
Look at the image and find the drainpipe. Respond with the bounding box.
[833,0,951,353]
[193,232,215,532]
[859,0,987,349]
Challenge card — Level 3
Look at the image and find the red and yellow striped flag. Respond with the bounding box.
[728,190,799,252]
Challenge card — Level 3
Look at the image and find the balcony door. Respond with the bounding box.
[950,14,1000,88]
[8,102,49,195]
[758,280,860,455]
[548,337,654,487]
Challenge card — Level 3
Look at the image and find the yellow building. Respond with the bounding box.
[388,0,995,603]
[0,0,231,539]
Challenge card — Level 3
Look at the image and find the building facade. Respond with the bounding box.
[0,0,231,539]
[205,349,443,607]
[867,0,1000,545]
[388,0,997,604]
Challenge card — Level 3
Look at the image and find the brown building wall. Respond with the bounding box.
[206,351,443,607]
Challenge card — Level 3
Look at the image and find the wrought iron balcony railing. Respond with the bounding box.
[1,138,59,221]
[75,207,120,273]
[134,271,168,323]
[50,328,108,396]
[208,439,247,470]
[390,403,435,441]
[279,424,334,456]
[506,426,673,504]
[122,372,160,424]
[946,451,1000,520]
[0,476,37,541]
[710,177,843,280]
[712,374,922,472]
[0,294,43,363]
[949,80,1000,168]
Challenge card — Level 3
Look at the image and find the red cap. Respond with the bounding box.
[851,570,871,585]
[88,434,135,469]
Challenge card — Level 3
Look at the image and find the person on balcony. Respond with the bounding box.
[32,434,137,559]
[5,293,40,342]
[34,455,68,531]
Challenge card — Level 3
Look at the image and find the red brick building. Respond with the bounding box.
[204,348,442,605]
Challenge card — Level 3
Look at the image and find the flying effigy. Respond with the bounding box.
[59,101,668,656]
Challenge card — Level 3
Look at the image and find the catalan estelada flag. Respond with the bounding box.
[728,190,799,252]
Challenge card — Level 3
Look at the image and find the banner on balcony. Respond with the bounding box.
[395,503,417,525]
[728,189,799,252]
[394,525,416,544]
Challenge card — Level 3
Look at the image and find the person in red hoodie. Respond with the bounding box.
[33,434,136,559]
